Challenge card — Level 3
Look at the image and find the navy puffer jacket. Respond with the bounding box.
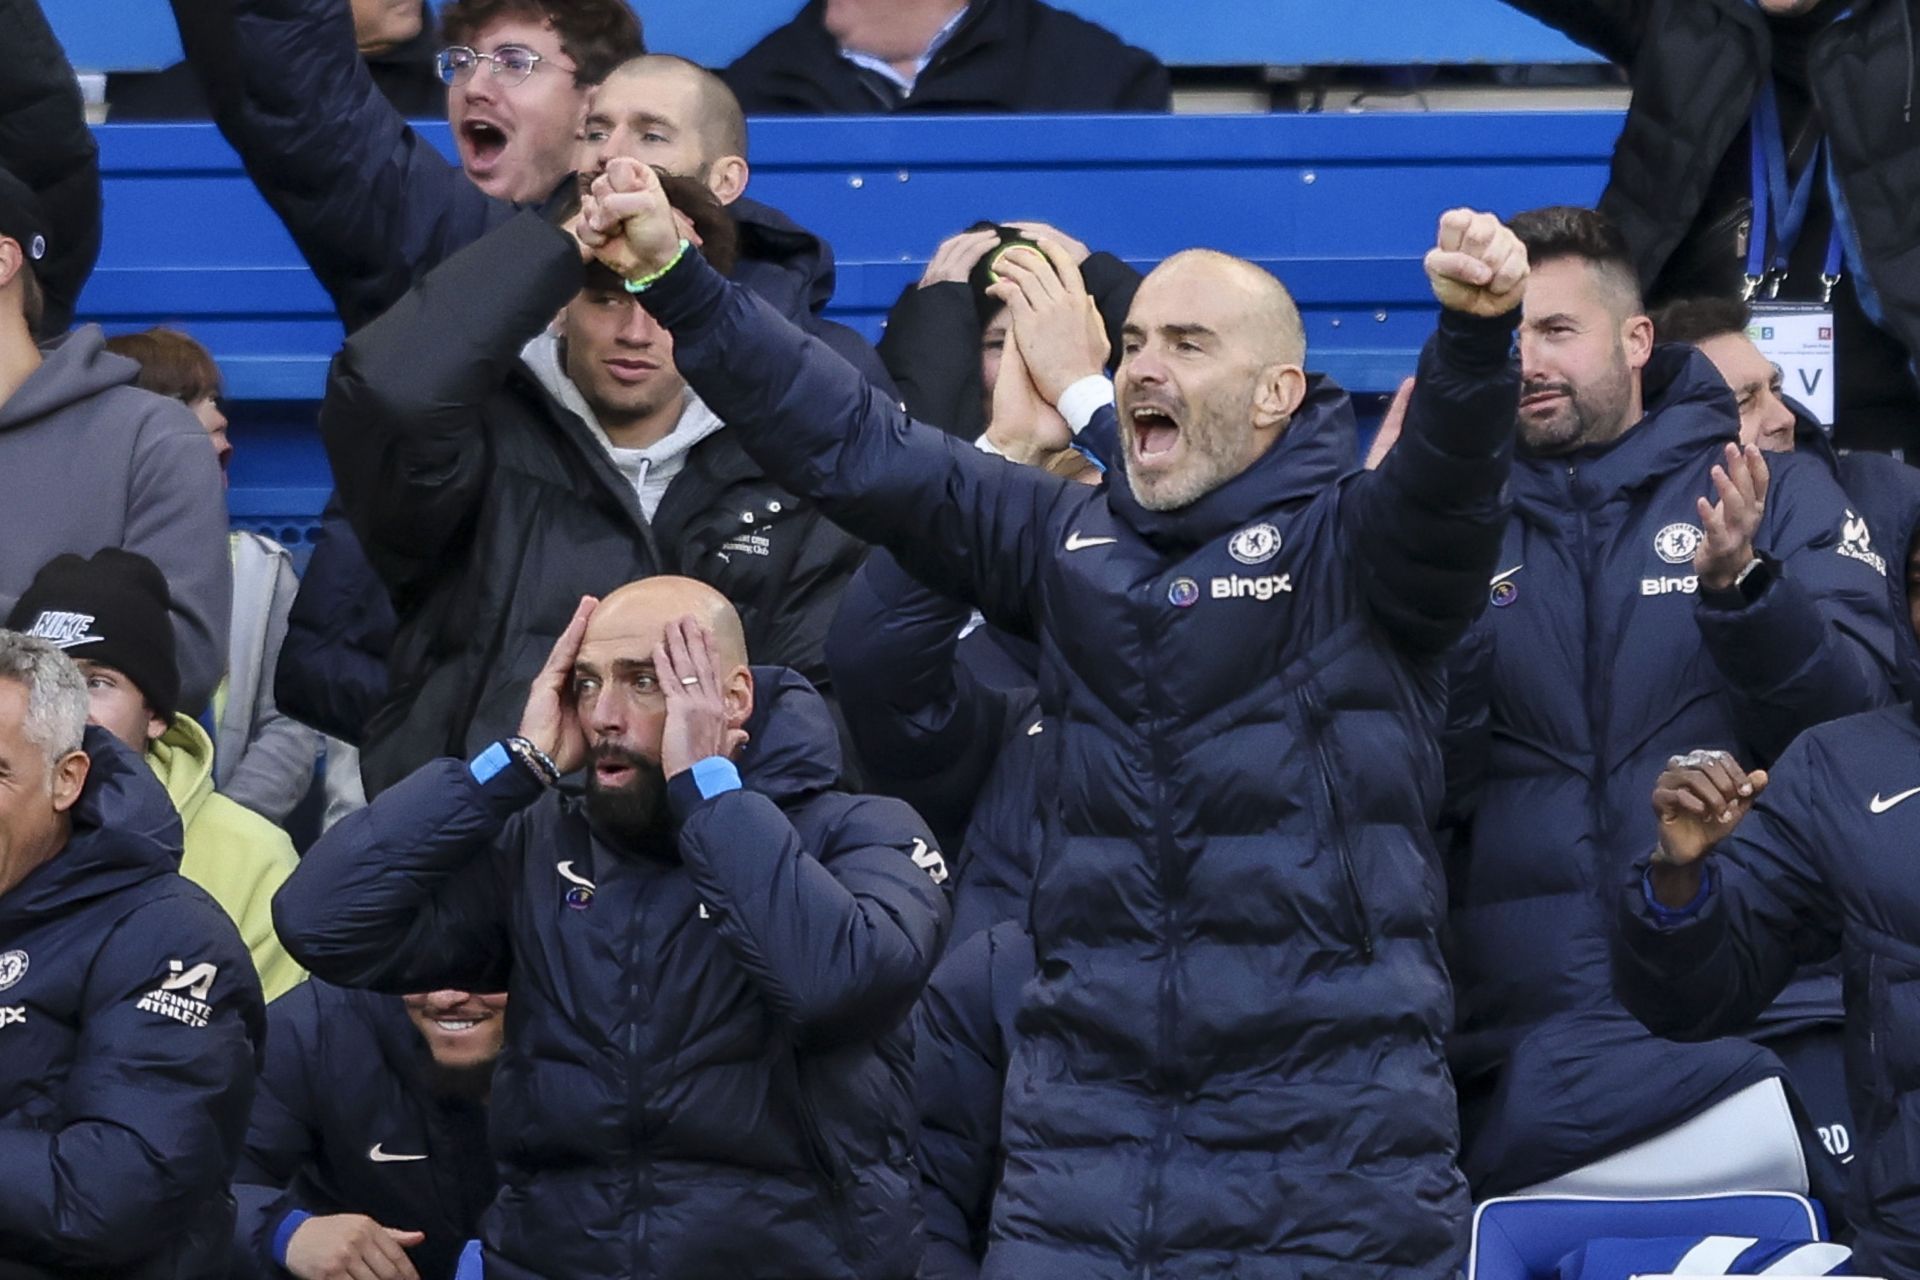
[0,729,262,1279]
[1451,346,1898,1092]
[273,671,949,1280]
[637,251,1519,1277]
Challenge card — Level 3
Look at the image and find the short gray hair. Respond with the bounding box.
[0,631,88,767]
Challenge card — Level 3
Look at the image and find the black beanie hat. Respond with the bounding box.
[0,166,48,269]
[6,549,181,721]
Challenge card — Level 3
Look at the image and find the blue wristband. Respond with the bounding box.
[470,741,512,784]
[272,1208,313,1266]
[1643,862,1715,923]
[690,756,743,799]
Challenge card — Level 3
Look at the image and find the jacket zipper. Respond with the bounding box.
[1298,686,1375,960]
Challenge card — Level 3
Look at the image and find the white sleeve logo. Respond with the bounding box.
[909,837,949,885]
[137,959,219,1028]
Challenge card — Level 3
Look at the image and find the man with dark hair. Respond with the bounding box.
[726,0,1171,114]
[322,181,865,794]
[1496,0,1920,454]
[580,156,1531,1275]
[1651,296,1798,452]
[0,630,263,1279]
[1448,203,1899,1202]
[0,176,232,719]
[274,579,949,1280]
[232,982,501,1280]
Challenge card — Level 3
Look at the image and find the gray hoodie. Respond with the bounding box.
[0,326,232,713]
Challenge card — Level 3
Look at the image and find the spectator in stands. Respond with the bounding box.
[880,220,1141,440]
[0,631,263,1279]
[0,178,231,717]
[1617,713,1920,1276]
[275,578,949,1280]
[111,0,445,121]
[232,981,501,1280]
[827,281,1103,942]
[0,0,99,338]
[320,177,865,795]
[105,327,321,825]
[584,156,1527,1274]
[725,0,1171,114]
[1499,0,1920,454]
[1449,205,1896,1202]
[7,550,306,1002]
[913,921,1033,1280]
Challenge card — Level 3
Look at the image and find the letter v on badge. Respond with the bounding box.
[1750,303,1834,424]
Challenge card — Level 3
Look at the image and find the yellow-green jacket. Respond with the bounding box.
[149,713,306,1000]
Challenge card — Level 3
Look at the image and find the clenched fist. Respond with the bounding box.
[1425,209,1528,318]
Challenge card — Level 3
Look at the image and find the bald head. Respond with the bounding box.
[605,54,748,164]
[1153,250,1306,368]
[589,576,749,670]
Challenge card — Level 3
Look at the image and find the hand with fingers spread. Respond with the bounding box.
[284,1213,426,1280]
[985,323,1073,463]
[1650,748,1769,906]
[1425,209,1530,318]
[1004,222,1093,264]
[920,229,1001,288]
[1364,377,1416,471]
[578,156,683,283]
[655,615,750,779]
[517,596,598,775]
[1694,442,1770,591]
[985,240,1110,405]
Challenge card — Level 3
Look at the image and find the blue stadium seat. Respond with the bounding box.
[48,0,1603,73]
[1467,1193,1827,1280]
[80,111,1619,537]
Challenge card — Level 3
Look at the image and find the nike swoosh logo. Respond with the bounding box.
[556,860,595,889]
[1065,532,1118,552]
[1869,785,1920,814]
[1026,721,1044,736]
[368,1143,427,1163]
[1490,564,1524,586]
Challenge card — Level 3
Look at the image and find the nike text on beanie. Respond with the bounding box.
[6,549,181,720]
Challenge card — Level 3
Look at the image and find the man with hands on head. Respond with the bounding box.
[581,154,1525,1275]
[272,577,949,1280]
[1616,722,1920,1277]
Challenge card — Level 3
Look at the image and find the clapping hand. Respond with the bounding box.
[1694,443,1769,591]
[986,240,1109,405]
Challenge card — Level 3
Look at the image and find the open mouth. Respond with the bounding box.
[433,1018,483,1033]
[1129,406,1181,460]
[594,758,637,786]
[460,119,509,169]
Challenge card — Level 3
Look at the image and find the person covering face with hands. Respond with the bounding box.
[273,575,948,1280]
[1615,711,1920,1275]
[584,154,1528,1274]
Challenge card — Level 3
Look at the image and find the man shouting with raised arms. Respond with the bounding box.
[580,158,1525,1277]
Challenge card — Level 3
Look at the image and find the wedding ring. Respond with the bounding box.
[680,676,701,686]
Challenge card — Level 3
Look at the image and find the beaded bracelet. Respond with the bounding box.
[622,239,693,294]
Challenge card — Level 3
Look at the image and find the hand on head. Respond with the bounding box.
[655,613,750,778]
[1425,209,1529,317]
[986,240,1110,405]
[519,595,599,775]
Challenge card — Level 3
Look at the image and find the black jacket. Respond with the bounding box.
[0,0,99,336]
[725,0,1171,114]
[276,497,397,746]
[321,212,867,795]
[167,0,895,390]
[1502,0,1920,433]
[638,246,1520,1275]
[0,730,263,1279]
[879,251,1143,440]
[274,671,951,1280]
[231,981,495,1280]
[110,5,446,122]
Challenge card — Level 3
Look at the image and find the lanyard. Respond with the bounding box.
[1747,79,1845,302]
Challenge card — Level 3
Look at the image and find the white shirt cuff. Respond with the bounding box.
[974,433,1007,457]
[1057,375,1116,435]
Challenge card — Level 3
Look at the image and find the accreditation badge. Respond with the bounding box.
[1748,302,1836,425]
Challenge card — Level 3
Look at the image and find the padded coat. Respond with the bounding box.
[0,730,263,1279]
[636,250,1520,1277]
[273,671,950,1280]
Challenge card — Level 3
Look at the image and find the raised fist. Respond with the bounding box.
[1424,209,1529,318]
[578,157,683,283]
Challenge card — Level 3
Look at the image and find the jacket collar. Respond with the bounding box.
[1103,373,1356,554]
[1515,344,1740,508]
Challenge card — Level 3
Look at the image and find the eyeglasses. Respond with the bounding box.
[436,44,571,88]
